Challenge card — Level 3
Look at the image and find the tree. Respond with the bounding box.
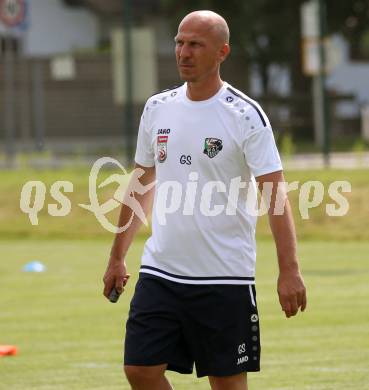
[326,0,369,60]
[161,0,308,95]
[161,0,369,94]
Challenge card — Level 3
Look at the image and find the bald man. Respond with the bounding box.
[103,10,306,390]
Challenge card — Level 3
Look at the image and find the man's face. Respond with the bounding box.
[175,21,225,83]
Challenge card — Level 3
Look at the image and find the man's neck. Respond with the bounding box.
[186,76,224,101]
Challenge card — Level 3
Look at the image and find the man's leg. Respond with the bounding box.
[208,373,248,390]
[124,364,173,390]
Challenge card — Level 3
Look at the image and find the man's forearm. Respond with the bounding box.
[257,170,301,274]
[110,165,155,261]
[110,190,154,260]
[268,199,300,274]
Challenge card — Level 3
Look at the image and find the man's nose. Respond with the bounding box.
[179,43,191,59]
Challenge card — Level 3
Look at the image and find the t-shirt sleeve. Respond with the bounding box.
[243,127,282,177]
[241,107,282,177]
[134,105,155,167]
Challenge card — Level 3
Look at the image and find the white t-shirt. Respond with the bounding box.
[135,82,282,285]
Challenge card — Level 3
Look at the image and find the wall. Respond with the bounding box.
[0,51,252,154]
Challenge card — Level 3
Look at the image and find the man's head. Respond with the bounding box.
[174,11,230,83]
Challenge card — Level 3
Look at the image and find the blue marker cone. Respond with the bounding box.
[23,261,46,273]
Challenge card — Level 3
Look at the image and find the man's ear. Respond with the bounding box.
[219,43,231,64]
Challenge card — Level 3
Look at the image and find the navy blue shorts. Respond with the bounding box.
[124,273,260,378]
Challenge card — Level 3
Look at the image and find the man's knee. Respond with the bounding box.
[209,372,248,390]
[124,364,167,386]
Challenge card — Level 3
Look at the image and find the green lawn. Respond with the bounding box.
[1,238,368,390]
[0,167,368,240]
[1,167,369,388]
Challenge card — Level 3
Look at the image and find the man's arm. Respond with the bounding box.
[103,163,156,299]
[256,170,307,318]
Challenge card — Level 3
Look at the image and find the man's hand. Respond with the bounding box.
[277,270,307,318]
[102,165,155,302]
[256,170,307,319]
[103,256,130,300]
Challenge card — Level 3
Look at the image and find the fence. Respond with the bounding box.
[0,51,361,161]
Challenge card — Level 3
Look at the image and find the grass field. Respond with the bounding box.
[1,238,369,390]
[1,167,369,389]
[0,167,369,240]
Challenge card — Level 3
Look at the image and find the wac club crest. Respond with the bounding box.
[203,138,223,158]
